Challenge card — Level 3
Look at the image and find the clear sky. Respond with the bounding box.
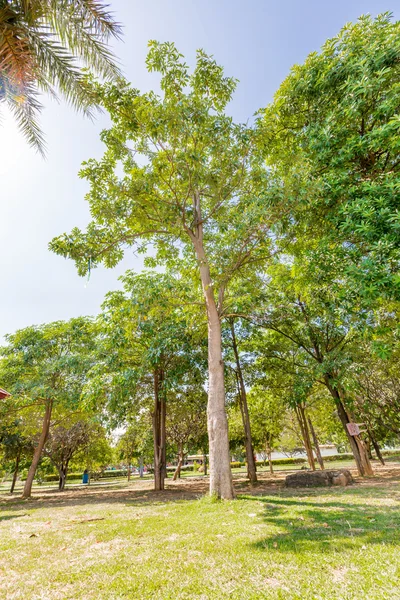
[1,0,398,339]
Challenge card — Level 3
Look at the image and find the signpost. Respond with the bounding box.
[346,423,366,436]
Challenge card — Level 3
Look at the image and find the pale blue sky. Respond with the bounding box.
[1,0,398,339]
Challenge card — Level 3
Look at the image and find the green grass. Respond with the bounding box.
[1,467,400,599]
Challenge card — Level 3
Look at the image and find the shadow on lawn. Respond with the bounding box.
[245,490,400,553]
[0,513,27,522]
[0,483,208,513]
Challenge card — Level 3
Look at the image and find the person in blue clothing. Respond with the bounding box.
[82,469,89,484]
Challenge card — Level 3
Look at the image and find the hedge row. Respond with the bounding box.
[40,469,127,482]
[324,453,353,462]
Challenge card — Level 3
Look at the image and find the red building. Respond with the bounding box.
[0,388,10,399]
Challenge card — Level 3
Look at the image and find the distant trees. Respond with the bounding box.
[247,389,286,475]
[0,317,95,497]
[43,419,106,491]
[0,419,33,492]
[166,387,208,480]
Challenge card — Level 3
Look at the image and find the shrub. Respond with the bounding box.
[230,461,245,469]
[324,453,353,462]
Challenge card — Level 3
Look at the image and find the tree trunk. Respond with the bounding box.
[10,448,21,493]
[191,223,234,499]
[127,461,131,482]
[230,320,257,484]
[22,399,53,498]
[365,437,373,460]
[325,379,373,477]
[368,430,385,465]
[266,446,273,475]
[58,470,66,491]
[139,456,144,478]
[173,444,184,481]
[308,416,325,470]
[295,404,315,470]
[203,453,207,476]
[161,394,167,481]
[152,368,165,491]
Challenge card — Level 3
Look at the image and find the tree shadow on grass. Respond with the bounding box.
[243,490,400,554]
[0,513,28,521]
[0,483,208,514]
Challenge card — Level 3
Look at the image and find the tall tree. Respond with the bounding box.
[0,0,121,152]
[0,317,95,497]
[87,270,207,491]
[50,43,273,498]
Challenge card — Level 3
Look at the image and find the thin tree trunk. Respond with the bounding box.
[365,437,373,460]
[295,404,315,470]
[58,460,69,491]
[230,320,257,484]
[22,399,53,498]
[308,416,324,470]
[127,460,131,482]
[173,444,184,481]
[161,389,167,480]
[139,456,144,478]
[266,445,273,475]
[203,453,207,476]
[325,379,373,477]
[10,448,21,493]
[368,429,385,465]
[190,218,234,499]
[152,369,165,491]
[58,470,66,491]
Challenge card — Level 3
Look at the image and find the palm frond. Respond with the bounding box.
[4,80,46,156]
[0,0,121,153]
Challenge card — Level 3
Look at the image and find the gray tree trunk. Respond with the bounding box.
[192,242,234,498]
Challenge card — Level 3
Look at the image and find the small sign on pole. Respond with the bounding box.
[346,423,360,436]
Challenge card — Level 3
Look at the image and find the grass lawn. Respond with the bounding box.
[1,463,400,599]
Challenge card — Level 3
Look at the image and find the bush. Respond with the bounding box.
[39,469,128,483]
[41,472,83,482]
[166,464,195,473]
[324,453,353,462]
[230,461,245,469]
[256,457,307,466]
[102,469,126,478]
